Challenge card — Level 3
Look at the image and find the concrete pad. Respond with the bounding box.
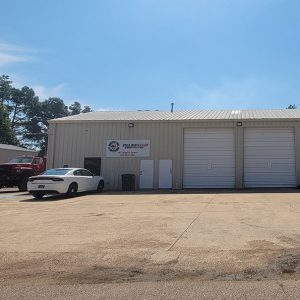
[0,189,300,298]
[0,280,293,300]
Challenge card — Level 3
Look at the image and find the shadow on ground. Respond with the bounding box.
[99,188,300,196]
[0,190,19,194]
[20,191,102,202]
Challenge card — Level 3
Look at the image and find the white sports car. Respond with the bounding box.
[27,168,104,199]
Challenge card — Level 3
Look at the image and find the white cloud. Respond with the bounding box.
[0,41,35,67]
[0,42,37,53]
[0,53,29,66]
[175,78,295,109]
[95,107,123,111]
[8,74,66,100]
[31,83,65,100]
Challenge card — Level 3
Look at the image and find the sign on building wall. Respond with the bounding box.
[106,140,150,157]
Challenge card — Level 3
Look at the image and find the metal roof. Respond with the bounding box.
[0,144,37,152]
[49,109,300,123]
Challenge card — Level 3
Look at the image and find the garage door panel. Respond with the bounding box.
[246,170,296,175]
[245,142,295,146]
[245,178,296,187]
[244,128,296,188]
[184,163,235,169]
[245,182,295,188]
[185,150,234,154]
[246,135,294,140]
[245,151,295,156]
[185,144,234,150]
[185,155,234,159]
[185,131,233,136]
[245,159,295,163]
[245,166,295,172]
[245,157,294,162]
[185,147,234,152]
[184,177,235,184]
[184,179,235,188]
[184,156,234,161]
[184,164,234,168]
[184,128,235,188]
[184,168,234,177]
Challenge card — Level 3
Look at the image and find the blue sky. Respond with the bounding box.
[1,0,300,111]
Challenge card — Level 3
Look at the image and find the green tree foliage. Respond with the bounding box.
[10,86,39,134]
[287,104,297,109]
[0,74,94,153]
[23,98,69,154]
[42,97,69,120]
[0,104,18,145]
[69,101,93,114]
[69,101,81,115]
[82,106,92,113]
[0,75,12,107]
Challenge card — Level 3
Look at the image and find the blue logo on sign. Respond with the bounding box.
[108,141,119,152]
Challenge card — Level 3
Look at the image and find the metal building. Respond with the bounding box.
[47,110,300,190]
[0,144,38,164]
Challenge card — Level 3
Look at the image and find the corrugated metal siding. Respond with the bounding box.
[244,128,296,187]
[48,121,234,189]
[47,120,300,190]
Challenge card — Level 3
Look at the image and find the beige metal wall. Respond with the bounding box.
[0,149,38,164]
[47,120,300,190]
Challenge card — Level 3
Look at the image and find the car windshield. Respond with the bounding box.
[42,169,72,175]
[9,157,33,163]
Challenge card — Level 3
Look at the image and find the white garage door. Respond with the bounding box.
[183,128,235,188]
[244,128,296,187]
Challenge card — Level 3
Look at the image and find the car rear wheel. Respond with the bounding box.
[32,192,45,199]
[66,183,78,197]
[97,180,104,192]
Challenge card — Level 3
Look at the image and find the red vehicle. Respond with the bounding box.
[0,156,47,191]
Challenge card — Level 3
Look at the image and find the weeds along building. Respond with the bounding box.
[47,109,300,190]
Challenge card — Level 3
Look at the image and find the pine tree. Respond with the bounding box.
[0,104,18,145]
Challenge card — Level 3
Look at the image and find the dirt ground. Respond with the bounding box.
[1,188,300,298]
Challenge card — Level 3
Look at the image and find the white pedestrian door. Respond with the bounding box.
[159,160,172,188]
[140,160,154,189]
